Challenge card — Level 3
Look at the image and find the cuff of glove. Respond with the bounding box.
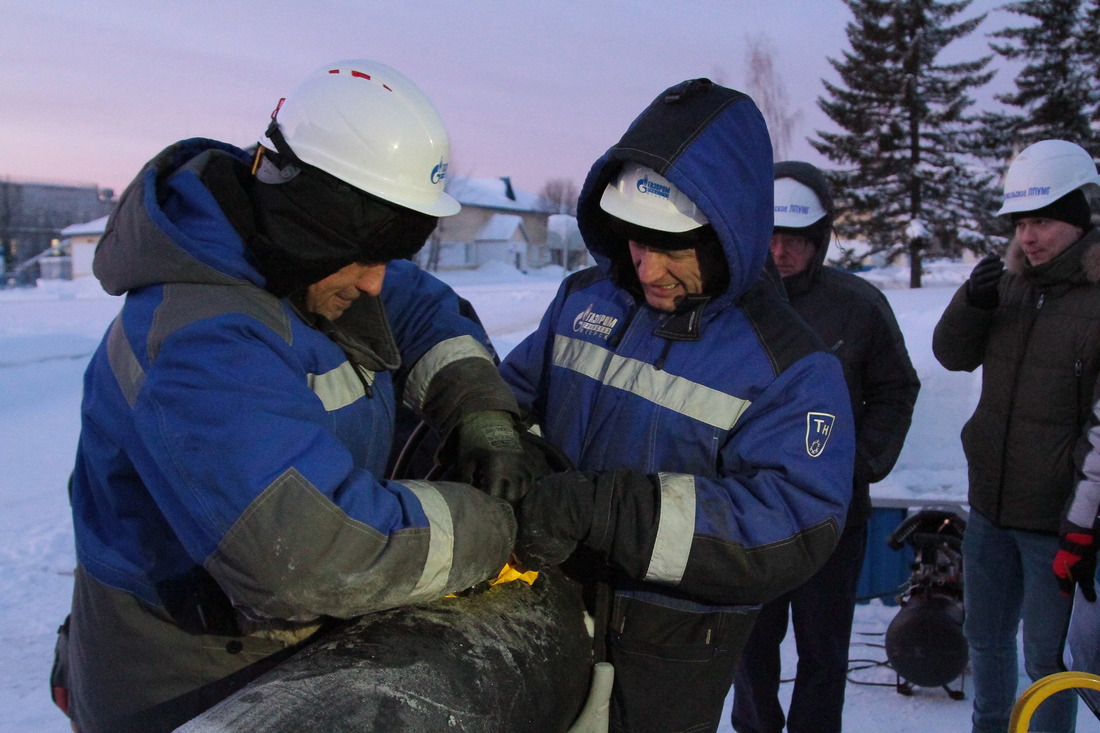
[420,356,521,438]
[460,410,522,450]
[583,468,661,570]
[586,471,616,555]
[438,410,520,464]
[1062,532,1095,552]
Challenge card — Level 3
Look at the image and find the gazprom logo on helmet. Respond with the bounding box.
[431,159,448,185]
[636,175,672,200]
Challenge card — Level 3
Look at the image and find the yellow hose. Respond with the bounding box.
[1009,671,1100,732]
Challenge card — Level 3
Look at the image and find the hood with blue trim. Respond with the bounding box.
[94,138,263,296]
[576,79,774,306]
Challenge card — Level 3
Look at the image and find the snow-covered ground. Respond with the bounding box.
[1,261,1097,732]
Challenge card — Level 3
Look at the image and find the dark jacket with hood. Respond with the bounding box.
[500,80,855,609]
[65,139,518,732]
[934,225,1100,532]
[774,161,920,526]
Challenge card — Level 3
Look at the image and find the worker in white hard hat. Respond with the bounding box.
[56,60,536,733]
[500,79,856,733]
[731,162,920,733]
[933,139,1100,733]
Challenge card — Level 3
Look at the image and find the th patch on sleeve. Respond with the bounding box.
[805,412,836,457]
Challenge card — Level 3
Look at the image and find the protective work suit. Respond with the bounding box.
[59,61,526,733]
[500,79,855,732]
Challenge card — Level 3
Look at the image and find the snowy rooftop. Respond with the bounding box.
[476,213,524,242]
[60,215,109,237]
[446,176,548,213]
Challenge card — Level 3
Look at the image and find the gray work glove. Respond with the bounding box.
[454,411,537,507]
[966,254,1004,310]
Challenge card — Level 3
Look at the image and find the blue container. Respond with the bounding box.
[856,507,910,606]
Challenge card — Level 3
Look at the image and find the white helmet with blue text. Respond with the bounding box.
[261,59,460,217]
[997,139,1100,217]
[599,162,708,232]
[773,177,827,229]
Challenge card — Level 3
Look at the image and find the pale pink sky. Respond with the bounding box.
[2,0,1016,197]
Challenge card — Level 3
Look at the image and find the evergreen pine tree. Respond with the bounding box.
[981,0,1099,160]
[812,0,997,287]
[1080,0,1100,135]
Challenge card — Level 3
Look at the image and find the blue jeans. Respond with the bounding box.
[963,509,1075,733]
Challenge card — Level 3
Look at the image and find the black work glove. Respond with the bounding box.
[1053,532,1097,603]
[454,411,537,507]
[513,471,599,570]
[966,254,1004,310]
[513,468,660,572]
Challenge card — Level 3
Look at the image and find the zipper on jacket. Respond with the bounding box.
[607,306,637,350]
[1076,358,1084,415]
[995,300,1041,524]
[654,340,673,371]
[351,363,374,398]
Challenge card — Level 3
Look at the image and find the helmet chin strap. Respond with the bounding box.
[258,120,314,187]
[264,119,306,170]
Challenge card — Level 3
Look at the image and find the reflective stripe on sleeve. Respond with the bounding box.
[404,336,494,411]
[400,480,455,598]
[307,362,371,411]
[644,472,697,585]
[552,335,750,429]
[107,317,145,408]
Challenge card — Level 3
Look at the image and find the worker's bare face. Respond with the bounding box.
[770,232,816,278]
[306,263,387,320]
[1014,217,1082,266]
[628,240,703,312]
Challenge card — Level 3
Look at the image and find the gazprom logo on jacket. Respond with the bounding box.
[636,175,672,200]
[431,159,448,185]
[573,304,619,340]
[805,412,836,457]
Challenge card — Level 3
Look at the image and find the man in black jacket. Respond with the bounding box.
[731,161,920,733]
[933,139,1100,733]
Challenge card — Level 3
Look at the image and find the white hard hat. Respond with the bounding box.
[599,162,708,232]
[997,139,1100,216]
[262,59,460,217]
[773,177,827,229]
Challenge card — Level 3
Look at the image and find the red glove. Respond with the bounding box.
[1053,532,1097,603]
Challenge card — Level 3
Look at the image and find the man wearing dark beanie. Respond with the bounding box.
[934,139,1100,733]
[1009,187,1093,242]
[57,59,538,733]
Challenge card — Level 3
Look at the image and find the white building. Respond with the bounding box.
[56,215,109,279]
